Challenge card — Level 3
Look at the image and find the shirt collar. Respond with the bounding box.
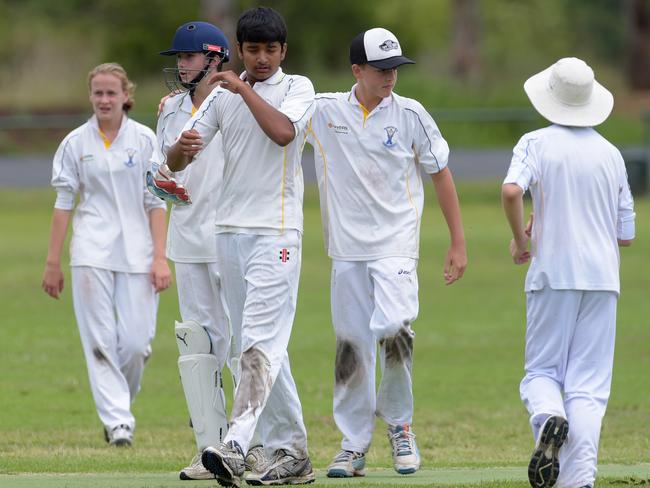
[240,67,286,86]
[347,83,393,111]
[179,91,194,114]
[89,113,128,133]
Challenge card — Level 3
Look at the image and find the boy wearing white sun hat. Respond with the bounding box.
[502,57,636,488]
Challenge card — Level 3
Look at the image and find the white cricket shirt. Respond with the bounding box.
[307,86,449,260]
[183,68,315,234]
[51,115,166,273]
[153,92,224,262]
[504,124,636,294]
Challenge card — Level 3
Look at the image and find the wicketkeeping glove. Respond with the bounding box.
[146,164,191,206]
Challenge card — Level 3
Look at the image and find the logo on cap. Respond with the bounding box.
[379,39,399,52]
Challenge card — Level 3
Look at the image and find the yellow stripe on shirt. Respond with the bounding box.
[360,104,370,128]
[281,146,287,232]
[98,129,111,149]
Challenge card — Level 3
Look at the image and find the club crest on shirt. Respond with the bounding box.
[383,126,398,147]
[124,148,137,168]
[379,39,399,52]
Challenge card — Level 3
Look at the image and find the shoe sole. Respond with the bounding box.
[528,416,569,488]
[246,472,316,485]
[180,470,215,481]
[109,439,132,447]
[326,468,365,478]
[395,466,418,475]
[202,450,241,487]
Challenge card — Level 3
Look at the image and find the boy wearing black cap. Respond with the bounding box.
[307,27,467,477]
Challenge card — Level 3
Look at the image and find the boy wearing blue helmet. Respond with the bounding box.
[151,21,265,480]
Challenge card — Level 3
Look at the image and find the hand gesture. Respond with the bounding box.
[177,128,204,158]
[42,263,64,299]
[443,242,467,285]
[206,70,246,94]
[150,257,172,293]
[157,91,178,117]
[509,237,530,264]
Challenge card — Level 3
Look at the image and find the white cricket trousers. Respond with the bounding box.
[331,258,419,453]
[71,266,157,430]
[216,231,308,458]
[175,262,230,367]
[520,288,617,488]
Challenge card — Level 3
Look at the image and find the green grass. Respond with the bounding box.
[1,183,648,487]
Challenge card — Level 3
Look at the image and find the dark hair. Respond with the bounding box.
[236,7,287,45]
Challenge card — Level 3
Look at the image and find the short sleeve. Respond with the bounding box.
[616,152,636,240]
[409,104,449,174]
[504,135,538,191]
[279,76,315,136]
[51,134,80,210]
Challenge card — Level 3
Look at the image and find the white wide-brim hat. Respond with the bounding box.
[524,57,613,127]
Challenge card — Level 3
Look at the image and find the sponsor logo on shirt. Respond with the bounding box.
[383,126,398,147]
[80,154,94,162]
[124,148,137,168]
[279,248,290,263]
[379,39,399,52]
[327,122,350,135]
[398,268,412,276]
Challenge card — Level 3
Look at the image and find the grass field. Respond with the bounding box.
[0,183,648,487]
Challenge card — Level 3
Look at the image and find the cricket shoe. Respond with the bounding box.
[528,415,569,488]
[202,441,245,487]
[245,445,269,473]
[180,452,215,480]
[106,424,133,447]
[245,449,315,485]
[326,449,366,478]
[388,424,420,474]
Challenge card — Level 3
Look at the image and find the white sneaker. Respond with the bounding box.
[387,424,420,474]
[107,424,133,447]
[326,449,366,478]
[202,441,245,487]
[245,445,268,473]
[180,452,215,480]
[245,449,315,485]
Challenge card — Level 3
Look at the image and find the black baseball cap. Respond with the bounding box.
[349,28,415,69]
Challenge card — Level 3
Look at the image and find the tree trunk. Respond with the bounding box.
[452,0,481,80]
[628,0,650,89]
[201,0,241,72]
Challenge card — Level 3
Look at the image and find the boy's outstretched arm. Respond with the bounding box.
[431,167,467,285]
[502,183,531,264]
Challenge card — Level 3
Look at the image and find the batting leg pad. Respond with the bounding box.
[176,321,228,450]
[175,320,212,355]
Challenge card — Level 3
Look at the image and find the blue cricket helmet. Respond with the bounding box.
[160,21,230,62]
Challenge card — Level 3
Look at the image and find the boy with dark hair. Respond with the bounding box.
[502,57,635,488]
[164,6,315,487]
